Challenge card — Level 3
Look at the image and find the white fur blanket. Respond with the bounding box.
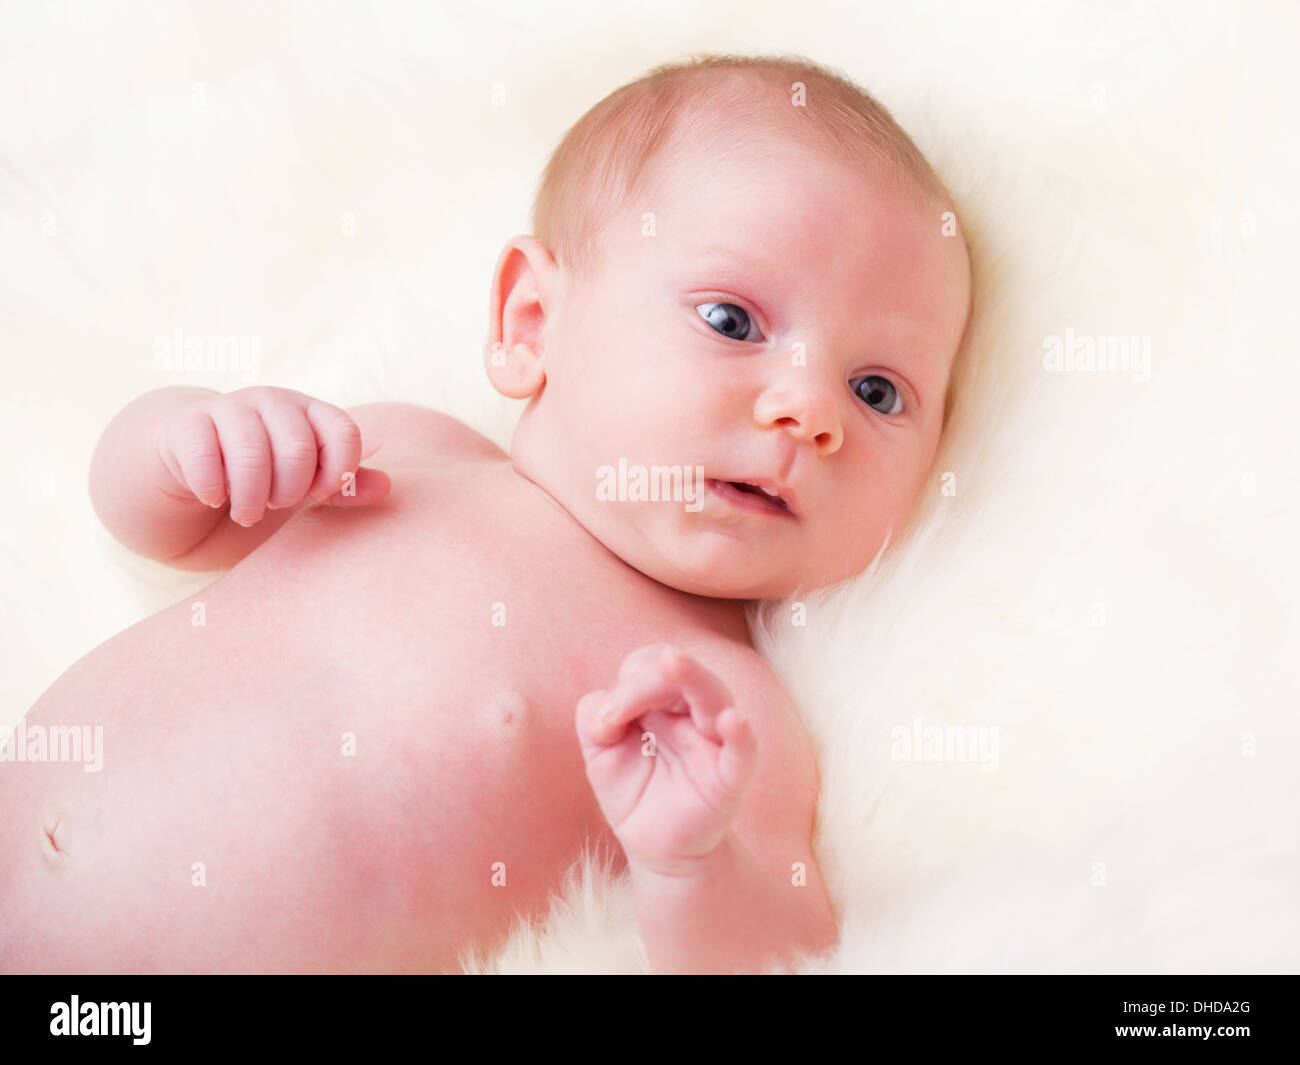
[2,1,1296,973]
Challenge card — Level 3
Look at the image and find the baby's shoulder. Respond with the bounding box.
[348,402,506,471]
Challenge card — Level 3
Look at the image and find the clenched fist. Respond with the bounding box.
[155,386,390,525]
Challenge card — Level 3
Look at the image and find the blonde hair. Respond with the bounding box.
[532,52,957,281]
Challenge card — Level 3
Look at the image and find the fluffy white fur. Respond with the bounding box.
[2,2,1296,973]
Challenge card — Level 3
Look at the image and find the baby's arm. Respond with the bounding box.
[88,386,388,570]
[628,822,838,976]
[577,645,839,973]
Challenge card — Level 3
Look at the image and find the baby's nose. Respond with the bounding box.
[753,381,844,455]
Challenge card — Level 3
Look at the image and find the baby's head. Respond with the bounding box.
[488,54,972,599]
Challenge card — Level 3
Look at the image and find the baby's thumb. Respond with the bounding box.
[316,466,391,507]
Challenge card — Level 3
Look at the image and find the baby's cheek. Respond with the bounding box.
[829,494,892,567]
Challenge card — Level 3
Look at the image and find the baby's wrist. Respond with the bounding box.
[625,831,738,892]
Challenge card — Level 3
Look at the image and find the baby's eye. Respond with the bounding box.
[696,302,760,342]
[850,375,903,415]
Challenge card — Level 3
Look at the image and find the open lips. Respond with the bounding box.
[708,479,796,517]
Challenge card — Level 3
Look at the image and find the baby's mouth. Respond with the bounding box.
[708,479,796,518]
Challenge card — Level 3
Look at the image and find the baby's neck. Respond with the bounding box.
[504,458,752,647]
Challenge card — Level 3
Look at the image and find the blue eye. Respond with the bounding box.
[851,375,902,415]
[696,302,758,342]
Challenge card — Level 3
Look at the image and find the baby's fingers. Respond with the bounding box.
[598,667,684,739]
[303,399,363,503]
[257,401,321,511]
[575,688,616,748]
[160,408,226,508]
[576,669,676,749]
[211,403,272,525]
[660,647,735,741]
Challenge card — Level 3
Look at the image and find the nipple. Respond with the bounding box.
[488,690,530,738]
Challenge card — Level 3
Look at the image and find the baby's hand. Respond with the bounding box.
[156,386,390,525]
[576,645,758,878]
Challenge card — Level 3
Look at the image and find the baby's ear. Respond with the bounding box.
[486,340,544,399]
[485,235,556,399]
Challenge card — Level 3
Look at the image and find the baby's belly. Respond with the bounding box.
[0,515,625,972]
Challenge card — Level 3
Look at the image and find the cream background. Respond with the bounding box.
[2,0,1296,972]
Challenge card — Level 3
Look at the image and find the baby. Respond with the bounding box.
[0,54,970,974]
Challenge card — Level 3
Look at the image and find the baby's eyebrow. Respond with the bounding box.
[680,246,776,280]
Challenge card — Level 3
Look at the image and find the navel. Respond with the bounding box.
[40,812,68,864]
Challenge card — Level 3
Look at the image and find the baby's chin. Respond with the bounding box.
[618,544,811,601]
[587,508,850,600]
